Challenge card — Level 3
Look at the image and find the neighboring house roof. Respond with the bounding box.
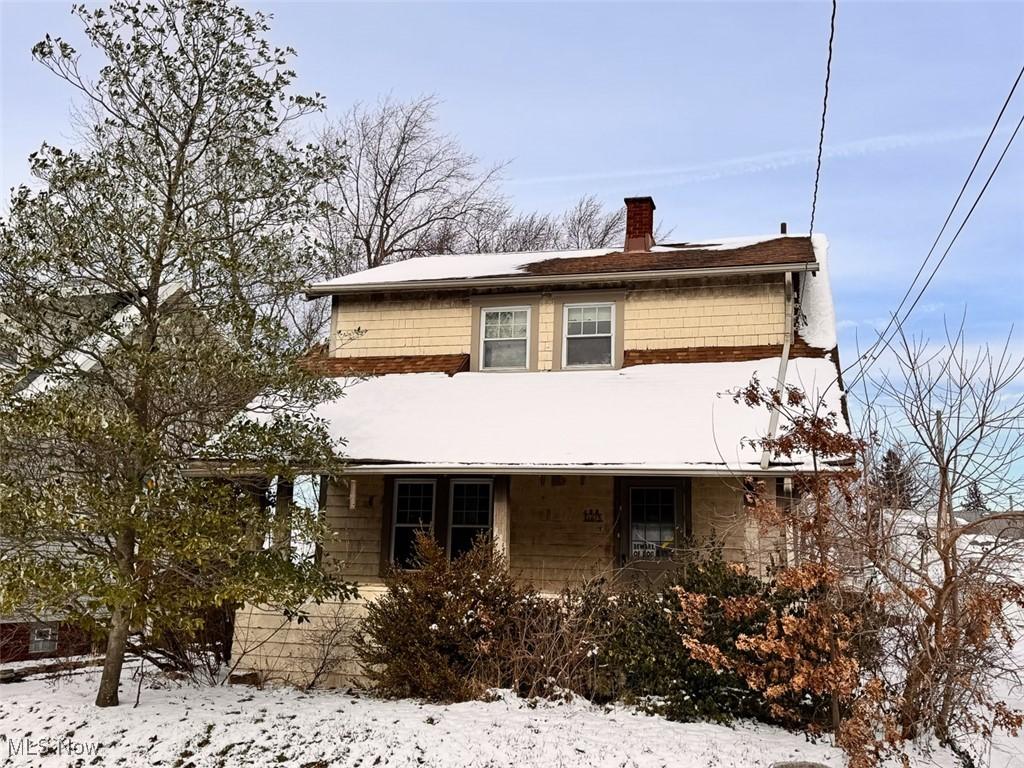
[306,235,819,296]
[316,356,844,474]
[15,282,186,398]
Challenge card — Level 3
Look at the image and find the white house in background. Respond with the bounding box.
[232,195,848,686]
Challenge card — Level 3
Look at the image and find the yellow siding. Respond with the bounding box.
[331,296,472,357]
[623,279,786,350]
[231,588,386,688]
[508,475,616,593]
[690,476,784,576]
[322,476,386,585]
[330,277,785,363]
[536,295,556,371]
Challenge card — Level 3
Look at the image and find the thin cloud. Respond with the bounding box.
[508,127,986,188]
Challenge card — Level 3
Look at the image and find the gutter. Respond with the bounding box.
[760,270,794,470]
[182,461,821,479]
[334,463,812,478]
[305,261,819,298]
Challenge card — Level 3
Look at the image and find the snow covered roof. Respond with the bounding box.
[315,356,845,474]
[307,235,819,296]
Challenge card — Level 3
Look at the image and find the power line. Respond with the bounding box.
[827,63,1024,397]
[844,64,1024,383]
[844,106,1024,394]
[809,0,838,236]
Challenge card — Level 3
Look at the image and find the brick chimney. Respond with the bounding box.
[624,196,655,251]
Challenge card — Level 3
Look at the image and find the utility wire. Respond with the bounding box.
[844,107,1024,394]
[809,0,838,236]
[819,63,1024,400]
[842,64,1024,387]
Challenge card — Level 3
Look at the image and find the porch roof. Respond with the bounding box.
[314,355,846,474]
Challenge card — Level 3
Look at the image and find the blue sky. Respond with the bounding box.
[2,0,1022,372]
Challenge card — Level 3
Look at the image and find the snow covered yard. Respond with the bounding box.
[3,663,1022,768]
[0,666,846,768]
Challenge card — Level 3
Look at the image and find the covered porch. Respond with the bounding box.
[325,469,791,593]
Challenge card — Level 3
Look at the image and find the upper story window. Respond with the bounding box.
[481,307,530,370]
[563,302,614,368]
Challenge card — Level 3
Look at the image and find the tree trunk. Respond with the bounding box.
[95,606,131,707]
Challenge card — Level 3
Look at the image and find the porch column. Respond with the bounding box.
[493,476,510,560]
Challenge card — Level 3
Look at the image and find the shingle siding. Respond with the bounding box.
[329,276,787,367]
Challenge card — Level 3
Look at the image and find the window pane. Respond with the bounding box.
[483,339,527,369]
[630,488,676,559]
[29,625,58,653]
[566,336,612,366]
[596,320,612,335]
[450,526,489,560]
[452,482,492,527]
[484,309,528,343]
[395,482,434,526]
[393,526,427,569]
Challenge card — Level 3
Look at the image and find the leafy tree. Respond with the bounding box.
[0,0,352,707]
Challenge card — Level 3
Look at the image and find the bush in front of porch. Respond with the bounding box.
[353,534,841,729]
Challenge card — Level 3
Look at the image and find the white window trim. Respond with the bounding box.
[447,478,494,558]
[28,624,59,654]
[391,478,437,566]
[480,305,531,371]
[628,486,678,559]
[562,301,616,369]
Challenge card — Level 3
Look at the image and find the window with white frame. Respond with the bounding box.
[481,307,530,370]
[449,480,493,559]
[564,302,614,367]
[29,623,58,654]
[392,480,436,568]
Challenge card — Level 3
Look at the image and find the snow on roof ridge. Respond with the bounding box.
[312,233,803,289]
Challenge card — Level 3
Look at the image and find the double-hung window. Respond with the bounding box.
[564,302,614,368]
[481,307,530,370]
[29,624,58,654]
[448,480,493,559]
[392,480,436,568]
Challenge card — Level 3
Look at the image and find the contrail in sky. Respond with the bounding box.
[507,127,986,188]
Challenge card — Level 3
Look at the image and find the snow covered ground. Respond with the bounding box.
[1,665,846,767]
[0,662,1001,768]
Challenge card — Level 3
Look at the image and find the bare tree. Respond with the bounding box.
[863,322,1024,744]
[314,95,503,275]
[313,96,639,275]
[560,194,626,250]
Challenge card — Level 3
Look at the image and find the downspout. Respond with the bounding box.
[760,270,794,470]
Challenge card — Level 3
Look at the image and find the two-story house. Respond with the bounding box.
[231,196,846,686]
